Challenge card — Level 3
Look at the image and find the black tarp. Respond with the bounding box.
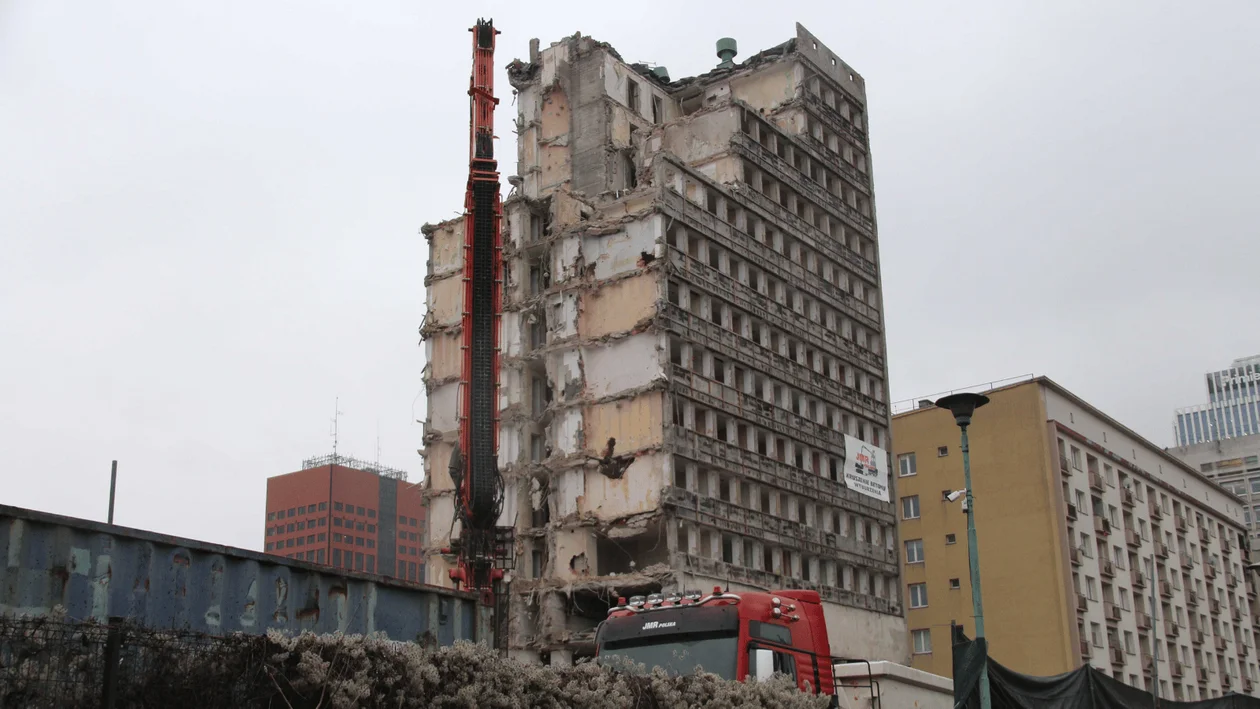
[952,627,1260,709]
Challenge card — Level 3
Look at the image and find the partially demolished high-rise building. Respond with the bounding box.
[422,23,907,664]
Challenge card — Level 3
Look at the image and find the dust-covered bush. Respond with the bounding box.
[1,618,831,709]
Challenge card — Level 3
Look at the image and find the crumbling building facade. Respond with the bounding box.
[421,23,907,664]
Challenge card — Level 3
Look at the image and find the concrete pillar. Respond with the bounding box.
[790,552,802,579]
[551,650,574,667]
[771,547,783,575]
[685,463,698,492]
[752,542,764,571]
[709,532,721,560]
[687,525,699,555]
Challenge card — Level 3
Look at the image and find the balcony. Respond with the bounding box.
[1090,471,1105,492]
[1199,526,1210,543]
[1205,563,1217,580]
[1228,571,1239,588]
[1136,611,1152,630]
[1191,627,1205,645]
[1105,602,1122,623]
[1077,592,1089,612]
[1060,455,1071,476]
[1244,677,1253,693]
[1132,570,1147,588]
[1155,540,1170,558]
[1210,597,1222,614]
[1170,659,1184,678]
[1216,636,1228,652]
[1149,499,1163,520]
[1122,487,1135,508]
[1067,503,1079,521]
[1233,604,1243,622]
[1070,546,1082,566]
[1187,590,1200,607]
[1160,580,1174,598]
[1176,514,1189,533]
[1222,674,1233,690]
[1101,559,1116,578]
[1198,667,1210,684]
[1223,537,1233,554]
[1094,516,1111,537]
[1248,580,1257,599]
[1141,652,1153,675]
[1080,640,1093,659]
[1164,619,1180,638]
[1125,526,1140,548]
[1181,553,1195,571]
[1108,644,1126,666]
[1243,642,1251,658]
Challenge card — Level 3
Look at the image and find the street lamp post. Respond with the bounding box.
[936,393,992,709]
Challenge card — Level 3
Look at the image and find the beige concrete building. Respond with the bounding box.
[1169,434,1260,545]
[422,24,906,664]
[893,377,1259,701]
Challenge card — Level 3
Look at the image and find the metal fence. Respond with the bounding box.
[0,615,263,709]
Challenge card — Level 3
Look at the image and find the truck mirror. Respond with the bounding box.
[752,648,775,682]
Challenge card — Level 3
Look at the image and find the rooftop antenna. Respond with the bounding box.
[375,418,381,470]
[331,397,343,458]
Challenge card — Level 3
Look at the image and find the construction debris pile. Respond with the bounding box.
[0,615,828,709]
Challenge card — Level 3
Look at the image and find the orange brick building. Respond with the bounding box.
[264,455,425,582]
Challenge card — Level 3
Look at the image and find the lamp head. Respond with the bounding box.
[935,392,991,428]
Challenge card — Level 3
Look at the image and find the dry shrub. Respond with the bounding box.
[2,618,832,709]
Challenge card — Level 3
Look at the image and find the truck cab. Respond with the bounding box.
[594,587,841,699]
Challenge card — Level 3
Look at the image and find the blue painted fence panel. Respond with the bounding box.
[0,504,489,646]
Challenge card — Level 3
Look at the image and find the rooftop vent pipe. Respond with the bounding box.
[716,38,737,69]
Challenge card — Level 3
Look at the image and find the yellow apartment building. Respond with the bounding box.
[892,377,1259,701]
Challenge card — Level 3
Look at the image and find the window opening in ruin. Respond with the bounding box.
[668,281,680,305]
[715,415,728,441]
[674,465,687,489]
[652,95,663,124]
[622,150,638,189]
[530,434,544,462]
[626,80,639,114]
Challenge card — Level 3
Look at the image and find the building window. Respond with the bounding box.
[355,552,364,571]
[306,534,315,543]
[317,549,325,563]
[1071,447,1082,470]
[399,515,406,524]
[267,512,275,521]
[276,510,285,520]
[334,518,342,527]
[333,549,342,565]
[318,518,326,527]
[908,583,928,608]
[367,555,375,573]
[367,539,375,549]
[297,537,305,547]
[367,524,376,534]
[333,533,342,542]
[266,528,274,537]
[334,502,343,511]
[317,533,326,542]
[912,629,932,655]
[945,534,956,545]
[905,539,924,564]
[368,509,376,519]
[901,496,921,520]
[297,521,306,530]
[356,537,365,546]
[285,539,294,548]
[356,522,365,531]
[298,506,306,515]
[287,508,295,517]
[287,523,295,533]
[265,542,273,551]
[937,446,948,457]
[356,506,365,516]
[898,453,917,477]
[318,502,327,511]
[949,578,961,590]
[627,80,640,114]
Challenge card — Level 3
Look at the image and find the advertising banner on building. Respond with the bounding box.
[842,435,890,502]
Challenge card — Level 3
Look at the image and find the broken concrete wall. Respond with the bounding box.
[577,274,658,338]
[582,332,664,400]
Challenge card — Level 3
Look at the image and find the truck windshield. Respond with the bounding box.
[597,631,738,680]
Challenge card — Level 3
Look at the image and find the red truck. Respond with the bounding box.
[594,586,873,706]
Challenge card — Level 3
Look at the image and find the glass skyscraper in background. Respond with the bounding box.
[1175,355,1260,446]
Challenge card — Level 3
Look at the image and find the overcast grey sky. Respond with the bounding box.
[2,1,1257,550]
